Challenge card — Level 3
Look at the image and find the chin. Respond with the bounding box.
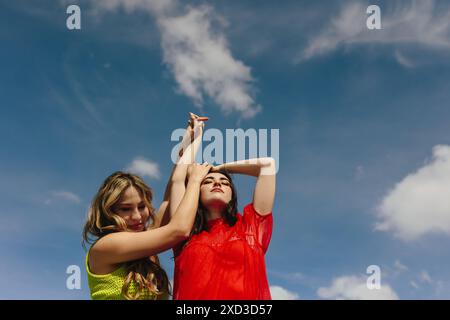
[203,197,229,208]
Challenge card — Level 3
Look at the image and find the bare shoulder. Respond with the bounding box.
[88,236,121,275]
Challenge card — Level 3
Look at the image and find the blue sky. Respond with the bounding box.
[2,0,450,299]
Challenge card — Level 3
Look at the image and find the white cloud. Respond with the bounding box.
[300,2,367,61]
[355,165,365,181]
[300,0,450,63]
[159,5,261,119]
[126,157,161,179]
[394,50,415,68]
[394,260,409,273]
[375,145,450,241]
[410,281,419,289]
[270,285,299,300]
[45,190,81,205]
[317,275,399,300]
[87,0,261,118]
[419,271,433,285]
[411,272,447,297]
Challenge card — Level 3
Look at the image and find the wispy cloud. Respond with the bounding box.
[410,270,443,294]
[87,0,261,118]
[394,260,409,273]
[375,145,450,241]
[420,270,433,285]
[317,275,399,300]
[299,0,450,64]
[45,191,81,205]
[269,285,300,300]
[394,50,415,68]
[269,270,305,282]
[126,157,161,179]
[355,165,365,181]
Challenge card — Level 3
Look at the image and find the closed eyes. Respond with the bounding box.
[202,179,230,186]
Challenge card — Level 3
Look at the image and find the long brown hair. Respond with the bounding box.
[82,171,170,300]
[191,169,238,235]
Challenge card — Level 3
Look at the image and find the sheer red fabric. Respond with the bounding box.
[173,203,273,300]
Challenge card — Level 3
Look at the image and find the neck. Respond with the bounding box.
[207,207,223,221]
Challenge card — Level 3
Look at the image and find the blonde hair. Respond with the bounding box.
[82,171,170,300]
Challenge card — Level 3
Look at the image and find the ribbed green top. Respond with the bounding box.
[85,251,167,300]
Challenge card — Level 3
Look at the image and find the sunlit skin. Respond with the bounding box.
[87,112,210,278]
[199,173,233,221]
[114,186,150,232]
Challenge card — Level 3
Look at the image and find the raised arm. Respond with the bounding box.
[153,113,207,228]
[90,163,212,267]
[169,115,206,219]
[213,157,276,215]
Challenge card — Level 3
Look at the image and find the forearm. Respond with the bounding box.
[153,164,177,228]
[177,125,203,166]
[218,157,276,177]
[92,180,202,265]
[170,127,195,183]
[161,122,195,201]
[170,179,202,236]
[169,126,204,217]
[176,125,195,162]
[153,142,188,227]
[158,125,204,225]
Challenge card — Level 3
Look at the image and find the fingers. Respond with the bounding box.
[201,162,212,170]
[188,162,211,171]
[199,162,212,179]
[210,165,220,172]
[187,162,212,182]
[189,112,209,125]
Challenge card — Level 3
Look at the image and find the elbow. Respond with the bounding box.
[178,226,192,239]
[173,223,192,240]
[260,157,276,176]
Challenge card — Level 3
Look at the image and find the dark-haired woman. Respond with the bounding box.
[170,157,277,299]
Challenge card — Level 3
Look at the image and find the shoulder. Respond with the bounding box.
[243,203,273,217]
[88,237,121,275]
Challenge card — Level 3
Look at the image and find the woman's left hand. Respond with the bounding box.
[210,164,224,172]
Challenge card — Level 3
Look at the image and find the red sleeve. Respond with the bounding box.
[243,203,273,254]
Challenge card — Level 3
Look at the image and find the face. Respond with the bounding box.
[200,173,233,211]
[113,186,149,232]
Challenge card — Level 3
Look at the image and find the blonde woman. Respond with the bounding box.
[82,114,210,300]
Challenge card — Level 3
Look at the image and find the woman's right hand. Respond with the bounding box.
[188,112,208,138]
[187,163,212,183]
[179,112,209,158]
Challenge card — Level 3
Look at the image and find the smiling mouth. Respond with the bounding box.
[129,223,144,230]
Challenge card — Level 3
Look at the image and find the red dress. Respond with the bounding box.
[173,203,273,300]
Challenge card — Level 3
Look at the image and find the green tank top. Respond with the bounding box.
[85,251,168,300]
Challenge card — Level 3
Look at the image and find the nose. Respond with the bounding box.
[213,180,222,187]
[131,207,142,221]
